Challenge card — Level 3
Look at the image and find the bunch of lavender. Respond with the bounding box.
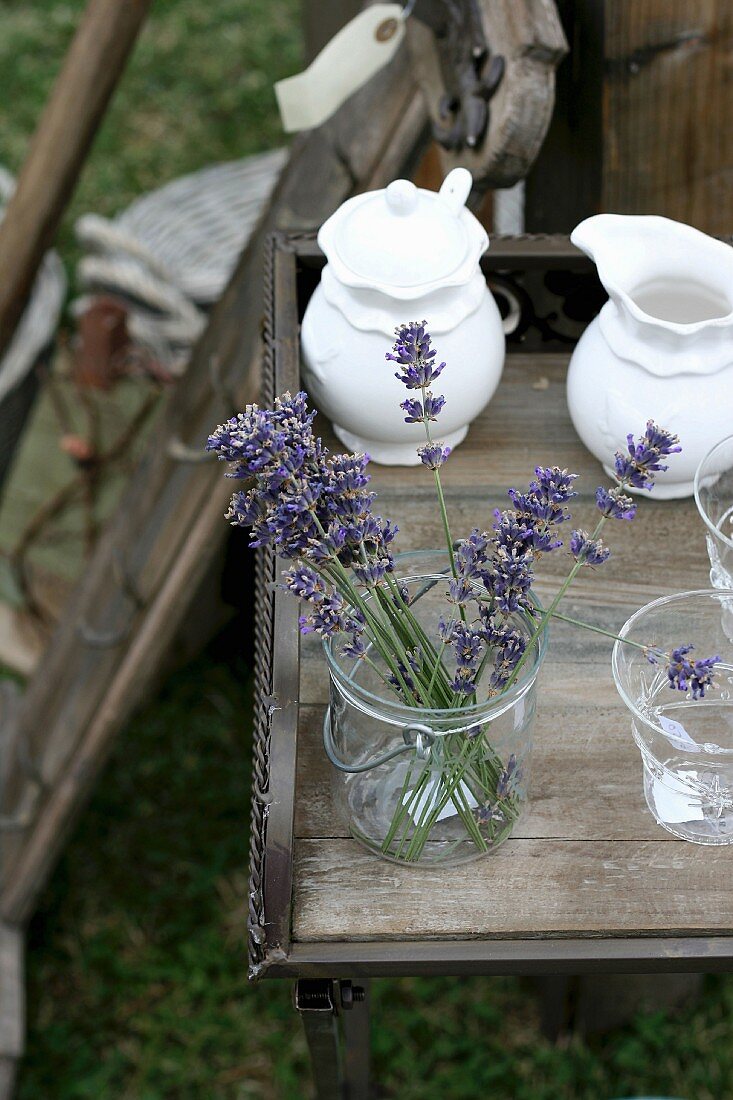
[208,325,720,860]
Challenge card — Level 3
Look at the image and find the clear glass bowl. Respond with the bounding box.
[612,589,733,844]
[323,551,548,866]
[694,433,733,590]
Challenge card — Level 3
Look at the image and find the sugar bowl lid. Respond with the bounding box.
[317,167,489,299]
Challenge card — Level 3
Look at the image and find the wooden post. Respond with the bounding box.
[0,0,152,361]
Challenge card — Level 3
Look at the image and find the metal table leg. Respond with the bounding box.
[342,979,370,1100]
[294,978,370,1099]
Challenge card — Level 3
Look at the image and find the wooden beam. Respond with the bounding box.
[0,0,152,361]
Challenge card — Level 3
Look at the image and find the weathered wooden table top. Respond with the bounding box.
[289,353,732,953]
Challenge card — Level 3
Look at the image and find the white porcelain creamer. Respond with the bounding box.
[567,214,733,499]
[301,168,506,465]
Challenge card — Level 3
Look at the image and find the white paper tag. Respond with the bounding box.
[274,5,406,133]
[652,770,705,824]
[658,714,701,752]
[408,777,478,824]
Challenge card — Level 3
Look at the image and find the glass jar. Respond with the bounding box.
[613,589,733,844]
[323,552,548,866]
[694,433,733,590]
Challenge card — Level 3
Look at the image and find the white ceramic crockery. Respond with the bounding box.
[301,167,506,465]
[567,213,733,499]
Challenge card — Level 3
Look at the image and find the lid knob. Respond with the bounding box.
[385,179,418,216]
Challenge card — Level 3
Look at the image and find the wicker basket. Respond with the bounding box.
[74,148,286,369]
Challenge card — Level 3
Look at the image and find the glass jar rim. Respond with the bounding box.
[612,587,733,752]
[323,562,548,724]
[694,432,733,551]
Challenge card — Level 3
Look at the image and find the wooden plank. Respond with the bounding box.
[272,934,733,977]
[292,837,733,941]
[294,694,669,843]
[603,0,733,234]
[0,0,152,359]
[0,922,23,1100]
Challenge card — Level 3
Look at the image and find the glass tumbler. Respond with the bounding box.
[613,589,733,844]
[694,433,733,589]
[323,551,548,866]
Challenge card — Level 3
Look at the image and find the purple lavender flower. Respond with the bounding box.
[488,628,527,689]
[596,485,637,521]
[211,394,399,622]
[475,802,505,827]
[451,622,484,664]
[400,397,424,423]
[207,391,316,482]
[490,547,534,613]
[298,590,350,637]
[509,467,578,527]
[450,667,479,695]
[614,420,682,491]
[530,466,578,518]
[418,442,451,470]
[438,616,455,643]
[667,645,721,699]
[422,393,445,420]
[496,754,523,799]
[494,508,561,556]
[400,392,445,424]
[342,632,367,660]
[570,529,611,566]
[387,321,445,389]
[448,530,491,605]
[387,649,424,700]
[305,521,347,563]
[441,621,484,695]
[352,558,389,586]
[283,564,325,600]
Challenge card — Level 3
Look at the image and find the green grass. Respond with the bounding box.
[0,0,301,268]
[5,2,733,1096]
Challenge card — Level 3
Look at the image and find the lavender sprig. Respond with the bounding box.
[667,645,721,699]
[547,611,722,701]
[387,322,457,601]
[499,419,682,695]
[614,421,682,491]
[570,529,611,566]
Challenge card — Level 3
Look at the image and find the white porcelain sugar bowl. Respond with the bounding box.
[301,167,505,464]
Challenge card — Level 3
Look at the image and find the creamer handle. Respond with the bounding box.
[438,167,473,214]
